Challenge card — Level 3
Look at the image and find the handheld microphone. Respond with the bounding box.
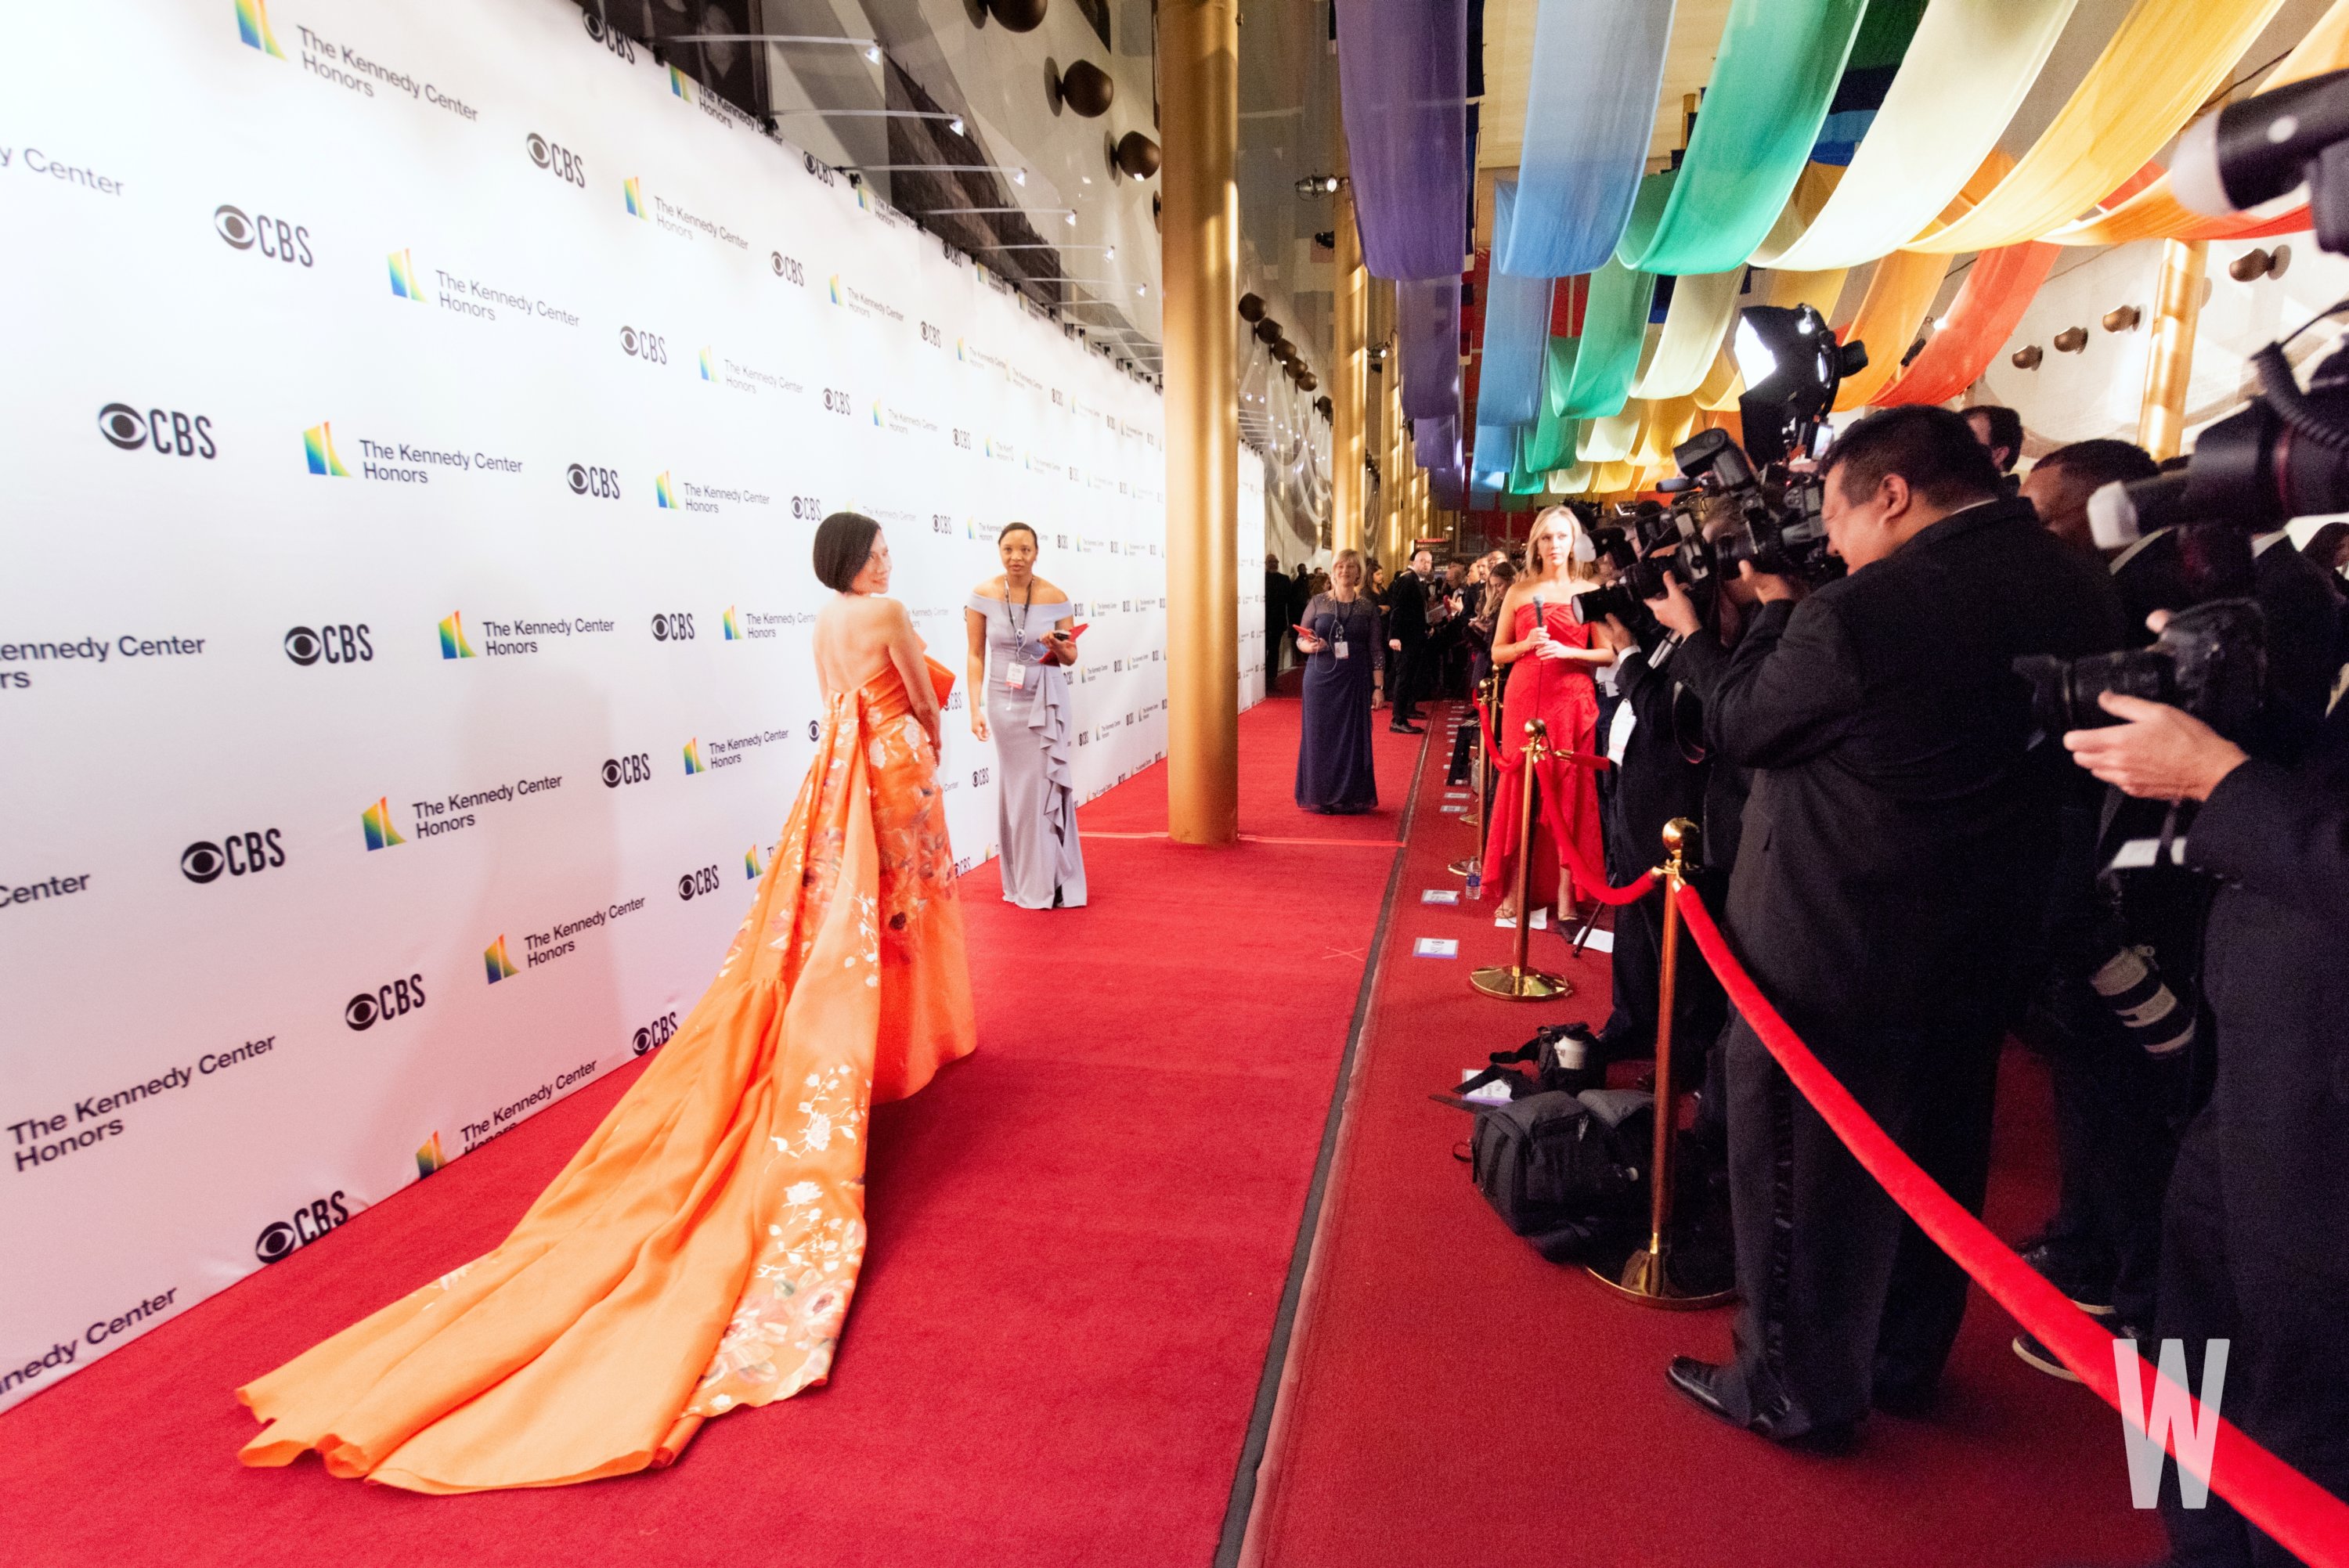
[2172,67,2349,220]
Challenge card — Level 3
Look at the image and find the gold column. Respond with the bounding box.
[1162,0,1239,845]
[2138,238,2209,462]
[1333,150,1368,555]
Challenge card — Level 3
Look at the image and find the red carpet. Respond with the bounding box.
[1242,704,2169,1568]
[0,699,1419,1568]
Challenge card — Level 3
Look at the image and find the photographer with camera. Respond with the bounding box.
[1664,406,2127,1445]
[2063,683,2349,1567]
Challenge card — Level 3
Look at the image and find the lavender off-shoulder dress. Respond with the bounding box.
[969,592,1088,909]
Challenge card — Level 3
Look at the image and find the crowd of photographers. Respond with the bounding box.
[1550,401,2347,1566]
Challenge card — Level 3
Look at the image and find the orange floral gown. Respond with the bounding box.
[237,658,976,1494]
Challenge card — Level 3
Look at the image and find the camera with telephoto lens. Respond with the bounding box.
[1669,426,1844,586]
[2015,599,2268,739]
[1573,503,1709,625]
[1573,524,1647,626]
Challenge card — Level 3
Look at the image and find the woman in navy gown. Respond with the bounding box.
[1294,548,1380,814]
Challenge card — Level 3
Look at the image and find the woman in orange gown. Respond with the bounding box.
[236,513,976,1493]
[1484,505,1619,925]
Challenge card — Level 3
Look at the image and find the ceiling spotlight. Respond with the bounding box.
[948,116,965,135]
[1294,175,1343,196]
[1105,246,1117,260]
[1136,284,1147,296]
[1063,211,1077,226]
[1012,168,1028,186]
[863,42,882,63]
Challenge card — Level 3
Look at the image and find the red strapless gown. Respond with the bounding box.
[1481,601,1606,912]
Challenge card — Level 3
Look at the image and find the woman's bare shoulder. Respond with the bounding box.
[970,575,1007,600]
[1031,576,1068,601]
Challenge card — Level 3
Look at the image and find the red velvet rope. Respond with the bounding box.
[1472,694,1657,907]
[1674,885,2349,1567]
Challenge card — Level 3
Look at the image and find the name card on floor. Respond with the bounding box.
[1421,889,1460,905]
[1414,937,1459,958]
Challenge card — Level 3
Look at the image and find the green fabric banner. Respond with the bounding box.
[1519,337,1582,472]
[1614,0,1869,275]
[1561,261,1657,419]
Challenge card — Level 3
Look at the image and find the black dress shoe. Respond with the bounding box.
[1667,1357,1860,1451]
[1389,721,1424,734]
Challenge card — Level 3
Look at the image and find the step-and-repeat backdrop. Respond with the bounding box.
[0,0,1256,1411]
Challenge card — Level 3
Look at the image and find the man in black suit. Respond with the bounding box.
[2066,687,2349,1568]
[1264,553,1292,680]
[1666,406,2125,1444]
[1384,546,1434,733]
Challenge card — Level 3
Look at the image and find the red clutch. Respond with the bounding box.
[923,654,957,708]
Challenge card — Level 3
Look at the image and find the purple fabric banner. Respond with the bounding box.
[1414,413,1460,471]
[1336,0,1470,280]
[1396,276,1462,424]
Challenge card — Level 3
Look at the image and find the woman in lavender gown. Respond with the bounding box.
[964,523,1088,908]
[1294,548,1380,814]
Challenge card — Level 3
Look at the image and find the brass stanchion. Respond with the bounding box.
[1449,676,1494,877]
[1590,818,1734,1308]
[1470,718,1571,1001]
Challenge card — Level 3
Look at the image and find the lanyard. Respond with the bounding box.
[1005,575,1036,658]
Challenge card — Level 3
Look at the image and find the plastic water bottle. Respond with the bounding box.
[1466,867,1483,901]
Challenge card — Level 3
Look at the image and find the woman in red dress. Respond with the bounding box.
[1484,506,1620,924]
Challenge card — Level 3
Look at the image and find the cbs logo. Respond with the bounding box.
[567,463,622,500]
[181,831,285,884]
[632,1011,679,1055]
[619,325,669,364]
[651,612,696,642]
[525,132,586,186]
[602,753,652,788]
[283,625,373,665]
[345,974,428,1031]
[212,204,312,266]
[98,402,216,459]
[254,1192,350,1263]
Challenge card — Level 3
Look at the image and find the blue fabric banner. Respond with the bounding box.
[1470,183,1556,429]
[1496,0,1677,277]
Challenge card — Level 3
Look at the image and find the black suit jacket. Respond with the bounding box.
[1608,633,1711,867]
[1671,625,1750,876]
[1712,496,2127,1038]
[1387,571,1431,646]
[2254,536,2344,745]
[2188,700,2349,1245]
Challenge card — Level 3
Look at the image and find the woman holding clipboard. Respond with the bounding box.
[965,522,1088,909]
[1294,547,1380,815]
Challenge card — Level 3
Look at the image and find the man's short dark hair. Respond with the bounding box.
[1822,406,2005,512]
[811,510,882,593]
[1963,404,2026,470]
[2033,438,2159,494]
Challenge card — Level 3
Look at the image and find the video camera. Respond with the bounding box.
[1670,427,1842,586]
[2031,68,2349,737]
[1573,502,1716,625]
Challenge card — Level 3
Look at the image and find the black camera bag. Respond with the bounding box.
[1464,1088,1652,1261]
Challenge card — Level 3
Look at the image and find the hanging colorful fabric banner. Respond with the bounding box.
[1759,0,2076,270]
[1808,0,1932,164]
[1830,248,1950,409]
[1560,259,1658,418]
[1628,265,1741,401]
[1907,0,2289,254]
[1614,0,1869,276]
[1334,0,1471,279]
[1415,413,1461,471]
[1577,407,1643,465]
[1397,276,1463,421]
[1472,423,1519,485]
[2047,0,2349,247]
[1871,241,2059,407]
[1520,338,1582,473]
[1498,0,1678,278]
[1472,184,1558,427]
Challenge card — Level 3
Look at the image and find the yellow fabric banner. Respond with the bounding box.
[1628,269,1744,401]
[1758,0,2078,269]
[2045,0,2349,246]
[1907,0,2289,254]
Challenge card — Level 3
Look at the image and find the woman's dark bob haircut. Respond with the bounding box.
[998,521,1038,545]
[812,511,882,593]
